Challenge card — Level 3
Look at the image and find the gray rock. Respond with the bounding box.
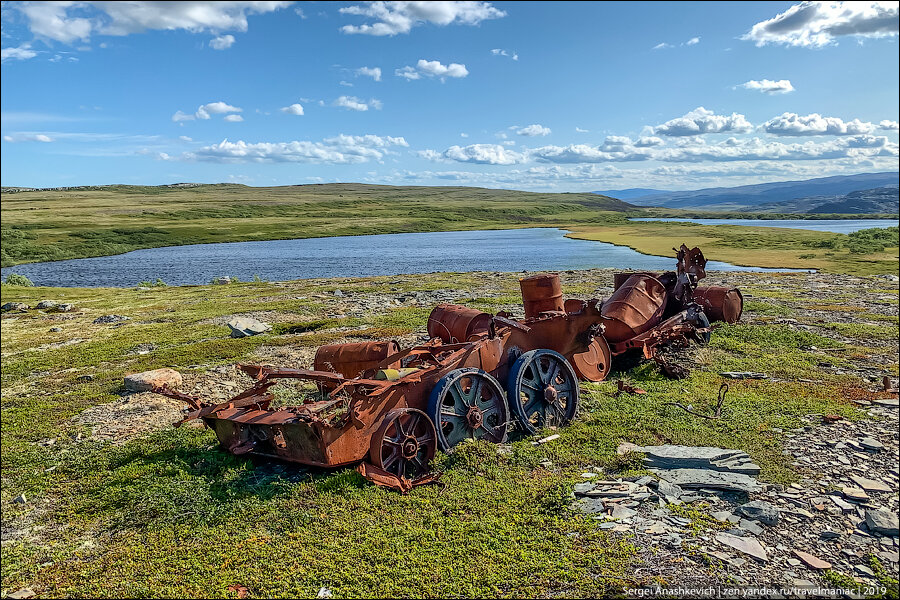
[850,475,891,493]
[830,495,855,513]
[13,493,27,504]
[573,497,606,514]
[859,437,884,452]
[35,300,58,309]
[1,302,29,312]
[625,444,760,475]
[93,314,129,324]
[227,316,271,338]
[611,505,637,519]
[124,368,182,393]
[573,482,596,496]
[55,303,75,312]
[820,531,842,541]
[738,500,781,526]
[657,479,684,500]
[855,565,876,577]
[49,327,62,332]
[712,511,734,522]
[740,519,765,536]
[653,468,762,494]
[333,289,344,297]
[7,588,36,600]
[865,507,899,537]
[213,276,232,284]
[715,532,768,562]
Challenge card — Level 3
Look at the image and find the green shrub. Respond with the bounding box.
[4,273,34,286]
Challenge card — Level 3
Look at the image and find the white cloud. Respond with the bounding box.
[653,107,753,136]
[333,96,382,111]
[191,133,408,164]
[421,143,526,165]
[652,36,701,50]
[736,79,795,94]
[224,114,244,122]
[13,1,294,44]
[635,136,664,147]
[209,34,236,50]
[879,119,899,131]
[575,127,589,133]
[515,124,551,137]
[532,139,653,164]
[179,135,193,142]
[491,48,518,60]
[743,1,899,47]
[3,133,54,142]
[396,59,468,81]
[173,101,243,122]
[1,44,38,62]
[460,132,469,138]
[340,1,505,36]
[280,103,305,116]
[340,80,354,87]
[686,36,700,45]
[652,42,672,50]
[356,66,382,81]
[762,112,877,136]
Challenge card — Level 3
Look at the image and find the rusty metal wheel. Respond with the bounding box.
[428,368,509,451]
[369,408,436,479]
[507,349,579,435]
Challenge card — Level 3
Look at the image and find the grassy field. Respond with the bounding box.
[2,183,897,274]
[2,270,897,597]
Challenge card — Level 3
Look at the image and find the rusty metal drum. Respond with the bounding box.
[314,340,400,379]
[600,274,668,343]
[612,272,659,291]
[693,286,743,324]
[569,337,612,382]
[520,273,564,318]
[427,304,493,342]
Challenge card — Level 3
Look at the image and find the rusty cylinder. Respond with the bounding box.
[314,340,400,379]
[600,274,668,343]
[693,286,743,324]
[427,304,493,342]
[613,272,660,291]
[519,273,564,319]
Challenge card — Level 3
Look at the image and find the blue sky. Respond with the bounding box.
[1,1,898,191]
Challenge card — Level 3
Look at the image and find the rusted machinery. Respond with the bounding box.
[152,245,741,491]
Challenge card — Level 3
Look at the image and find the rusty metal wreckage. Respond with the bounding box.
[153,245,744,492]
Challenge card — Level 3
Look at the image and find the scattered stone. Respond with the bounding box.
[792,549,832,570]
[843,487,870,502]
[831,495,855,513]
[712,511,733,522]
[719,371,768,380]
[1,302,29,312]
[55,303,75,312]
[715,532,768,562]
[35,300,58,310]
[855,564,876,577]
[739,519,764,536]
[7,588,36,599]
[213,276,232,284]
[93,314,129,324]
[859,437,885,452]
[820,531,841,541]
[227,316,271,338]
[49,326,62,332]
[533,434,559,445]
[655,468,762,494]
[124,368,182,393]
[611,505,637,519]
[333,289,344,297]
[657,479,683,500]
[872,398,899,408]
[850,475,891,493]
[13,493,27,504]
[623,444,760,475]
[316,587,333,599]
[865,507,900,537]
[573,497,606,514]
[573,482,596,496]
[738,500,781,526]
[76,374,94,382]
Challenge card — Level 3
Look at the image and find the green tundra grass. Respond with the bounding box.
[2,269,897,598]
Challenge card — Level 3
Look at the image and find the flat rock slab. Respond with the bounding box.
[865,507,900,537]
[623,444,760,475]
[124,368,182,393]
[653,468,762,494]
[716,532,768,562]
[792,549,831,570]
[738,500,781,526]
[227,316,271,338]
[850,475,892,493]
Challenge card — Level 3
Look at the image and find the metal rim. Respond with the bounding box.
[570,337,612,382]
[692,311,711,346]
[428,368,509,451]
[506,349,580,434]
[370,408,436,479]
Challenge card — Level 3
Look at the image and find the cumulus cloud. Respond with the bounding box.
[652,36,701,50]
[420,143,526,165]
[653,107,753,136]
[280,103,305,116]
[12,1,294,44]
[686,36,700,45]
[333,95,382,111]
[491,48,518,60]
[2,133,54,142]
[762,112,877,136]
[656,135,897,162]
[879,119,899,131]
[1,44,38,62]
[743,1,899,47]
[736,79,795,94]
[575,127,589,133]
[224,114,244,122]
[396,59,468,81]
[531,138,654,164]
[515,124,551,137]
[635,136,664,147]
[340,1,505,36]
[172,101,243,122]
[356,66,382,81]
[209,34,236,50]
[192,133,408,164]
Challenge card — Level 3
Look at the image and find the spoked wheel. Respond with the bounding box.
[428,368,509,451]
[369,408,436,479]
[507,349,580,434]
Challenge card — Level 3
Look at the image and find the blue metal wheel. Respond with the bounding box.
[427,368,509,451]
[506,349,579,435]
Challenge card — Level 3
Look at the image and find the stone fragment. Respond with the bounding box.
[843,487,870,502]
[865,507,900,537]
[626,444,760,475]
[213,277,232,284]
[873,398,899,408]
[715,532,768,562]
[49,326,62,332]
[573,497,606,514]
[93,314,129,324]
[35,300,58,309]
[657,479,683,500]
[792,549,832,570]
[124,368,182,393]
[738,500,781,526]
[611,505,637,519]
[830,496,855,513]
[653,468,762,494]
[1,302,29,312]
[227,316,271,338]
[573,482,596,496]
[712,511,733,522]
[13,493,27,504]
[820,531,841,541]
[739,519,764,536]
[859,437,884,452]
[7,589,36,600]
[850,475,891,493]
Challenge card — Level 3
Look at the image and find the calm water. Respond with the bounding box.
[0,228,805,288]
[630,218,898,234]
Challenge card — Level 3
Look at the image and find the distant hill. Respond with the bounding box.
[589,188,668,200]
[604,172,899,212]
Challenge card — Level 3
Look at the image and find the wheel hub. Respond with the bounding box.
[544,386,558,403]
[465,406,484,429]
[402,436,419,459]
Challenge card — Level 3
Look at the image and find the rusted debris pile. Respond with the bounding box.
[152,245,743,491]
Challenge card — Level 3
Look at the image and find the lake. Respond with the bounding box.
[629,218,898,234]
[0,228,805,288]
